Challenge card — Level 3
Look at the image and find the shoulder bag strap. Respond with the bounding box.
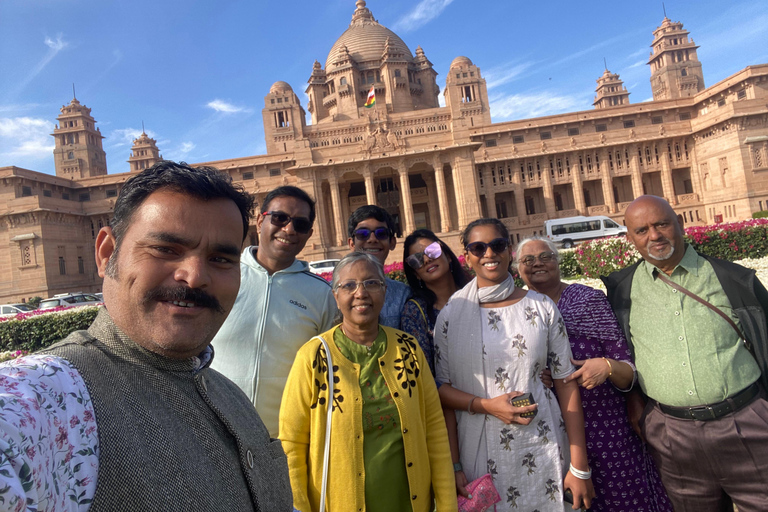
[655,271,749,347]
[312,335,334,512]
[408,298,428,327]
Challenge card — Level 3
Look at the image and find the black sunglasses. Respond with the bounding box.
[262,211,313,234]
[353,227,391,241]
[465,237,510,257]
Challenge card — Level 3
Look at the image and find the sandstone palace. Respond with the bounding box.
[1,0,767,303]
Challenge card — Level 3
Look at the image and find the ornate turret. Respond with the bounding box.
[593,68,630,108]
[51,96,107,179]
[648,17,705,100]
[127,129,162,172]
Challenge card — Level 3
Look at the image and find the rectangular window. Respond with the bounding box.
[78,257,84,274]
[242,171,254,180]
[717,98,726,107]
[567,128,580,136]
[623,120,635,129]
[540,131,552,140]
[21,186,32,197]
[62,193,70,200]
[269,168,281,177]
[485,139,497,147]
[43,189,52,197]
[737,90,747,100]
[79,193,91,202]
[59,257,66,275]
[595,124,607,132]
[651,116,663,124]
[106,189,117,198]
[679,112,691,120]
[512,135,525,144]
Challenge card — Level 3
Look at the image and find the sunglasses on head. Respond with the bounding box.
[353,227,391,241]
[465,237,510,258]
[405,241,442,270]
[262,211,313,234]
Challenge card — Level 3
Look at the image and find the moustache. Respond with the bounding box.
[144,286,225,314]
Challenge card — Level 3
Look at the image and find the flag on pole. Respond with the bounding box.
[364,85,376,108]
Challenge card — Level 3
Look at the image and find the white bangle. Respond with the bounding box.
[569,463,591,480]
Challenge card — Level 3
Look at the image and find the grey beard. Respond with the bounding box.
[646,241,675,261]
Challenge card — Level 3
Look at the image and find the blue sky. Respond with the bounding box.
[1,0,767,176]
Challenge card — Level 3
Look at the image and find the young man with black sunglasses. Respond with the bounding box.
[347,205,412,329]
[212,186,338,437]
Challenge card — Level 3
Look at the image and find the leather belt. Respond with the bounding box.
[656,382,760,421]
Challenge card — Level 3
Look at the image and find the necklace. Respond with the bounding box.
[341,325,375,354]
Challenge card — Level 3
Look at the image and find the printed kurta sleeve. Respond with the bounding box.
[278,343,316,512]
[433,303,452,385]
[546,302,576,380]
[0,355,99,512]
[400,299,435,375]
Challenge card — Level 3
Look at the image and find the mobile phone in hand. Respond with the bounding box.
[509,392,537,419]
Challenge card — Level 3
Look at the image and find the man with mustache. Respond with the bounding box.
[0,161,293,510]
[211,185,337,437]
[602,195,768,512]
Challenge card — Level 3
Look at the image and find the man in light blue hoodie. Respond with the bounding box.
[212,186,337,437]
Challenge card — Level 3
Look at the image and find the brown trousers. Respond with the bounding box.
[640,391,768,512]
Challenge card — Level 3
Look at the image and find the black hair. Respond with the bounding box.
[459,218,510,248]
[347,205,395,240]
[110,160,255,247]
[262,185,316,224]
[403,229,469,318]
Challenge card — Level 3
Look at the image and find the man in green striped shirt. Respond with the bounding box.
[603,195,768,512]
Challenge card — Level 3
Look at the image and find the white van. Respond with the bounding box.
[544,215,627,248]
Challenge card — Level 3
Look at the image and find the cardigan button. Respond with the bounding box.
[393,392,399,398]
[246,449,254,469]
[380,361,385,366]
[407,462,413,467]
[402,428,408,434]
[412,495,417,500]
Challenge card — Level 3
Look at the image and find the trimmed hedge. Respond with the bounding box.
[752,211,768,219]
[0,306,99,354]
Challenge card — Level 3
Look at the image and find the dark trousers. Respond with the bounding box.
[640,392,768,512]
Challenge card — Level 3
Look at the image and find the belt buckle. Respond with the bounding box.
[689,405,717,421]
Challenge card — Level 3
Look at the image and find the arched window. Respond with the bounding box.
[367,71,374,84]
[340,76,347,86]
[68,151,74,160]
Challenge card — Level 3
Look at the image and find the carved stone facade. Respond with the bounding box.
[0,3,767,303]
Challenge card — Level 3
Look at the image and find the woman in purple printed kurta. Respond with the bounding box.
[517,237,673,512]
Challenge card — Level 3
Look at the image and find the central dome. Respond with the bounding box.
[325,0,413,71]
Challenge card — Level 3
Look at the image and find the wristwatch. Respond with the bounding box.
[453,462,463,472]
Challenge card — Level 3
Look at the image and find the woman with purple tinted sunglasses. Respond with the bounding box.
[402,229,469,376]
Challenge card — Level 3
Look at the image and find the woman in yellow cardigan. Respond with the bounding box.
[279,251,457,512]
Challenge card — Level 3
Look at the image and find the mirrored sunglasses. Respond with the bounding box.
[353,227,391,241]
[405,241,443,270]
[465,237,510,258]
[262,211,313,234]
[519,252,557,267]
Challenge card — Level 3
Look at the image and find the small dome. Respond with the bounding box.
[450,56,473,69]
[270,81,293,94]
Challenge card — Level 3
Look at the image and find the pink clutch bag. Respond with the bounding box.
[457,473,501,512]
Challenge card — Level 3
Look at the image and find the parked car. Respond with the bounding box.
[544,215,627,249]
[0,303,36,318]
[38,293,103,311]
[307,259,340,275]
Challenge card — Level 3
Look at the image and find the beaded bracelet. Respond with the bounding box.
[569,463,592,480]
[603,357,613,377]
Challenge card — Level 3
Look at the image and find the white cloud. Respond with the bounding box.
[11,35,69,100]
[105,127,155,148]
[44,35,67,52]
[625,47,648,60]
[392,0,454,32]
[206,99,249,114]
[0,117,55,162]
[489,91,584,121]
[483,62,535,90]
[626,60,646,70]
[178,142,195,154]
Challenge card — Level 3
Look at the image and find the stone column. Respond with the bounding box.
[432,156,452,232]
[629,145,644,200]
[660,146,677,205]
[328,174,345,246]
[600,149,616,213]
[571,154,586,214]
[398,160,415,235]
[424,175,440,232]
[452,153,482,229]
[483,164,497,218]
[363,165,377,206]
[541,158,556,217]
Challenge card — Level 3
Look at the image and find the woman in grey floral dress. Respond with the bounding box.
[434,218,594,511]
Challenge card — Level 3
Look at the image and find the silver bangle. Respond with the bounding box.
[569,463,591,480]
[467,396,477,415]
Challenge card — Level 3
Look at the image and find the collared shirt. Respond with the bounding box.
[380,278,411,330]
[629,244,761,406]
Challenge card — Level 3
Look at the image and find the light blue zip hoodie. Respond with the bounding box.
[211,246,337,437]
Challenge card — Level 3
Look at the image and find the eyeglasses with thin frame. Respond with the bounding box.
[353,227,391,241]
[519,251,557,267]
[406,241,442,270]
[262,211,313,234]
[465,237,510,258]
[334,279,386,294]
